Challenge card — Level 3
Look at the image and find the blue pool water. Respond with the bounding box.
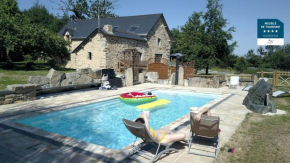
[16,90,220,150]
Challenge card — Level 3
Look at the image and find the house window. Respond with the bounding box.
[157,38,161,46]
[113,26,118,32]
[128,25,139,32]
[155,54,162,63]
[139,53,142,61]
[88,52,92,60]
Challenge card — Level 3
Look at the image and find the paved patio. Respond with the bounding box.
[0,83,250,163]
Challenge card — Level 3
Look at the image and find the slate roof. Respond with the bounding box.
[72,28,146,53]
[58,13,165,40]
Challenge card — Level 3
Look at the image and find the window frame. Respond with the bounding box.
[127,25,139,33]
[88,52,92,60]
[157,38,161,47]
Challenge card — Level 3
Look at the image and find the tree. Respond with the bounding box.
[266,45,290,70]
[170,27,182,54]
[180,12,206,62]
[89,0,117,18]
[0,0,70,66]
[234,57,248,73]
[23,1,70,33]
[202,0,237,74]
[245,49,263,67]
[50,0,117,19]
[0,0,22,65]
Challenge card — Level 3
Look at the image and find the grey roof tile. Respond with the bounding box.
[58,13,163,40]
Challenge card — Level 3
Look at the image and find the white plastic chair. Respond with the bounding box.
[229,76,239,89]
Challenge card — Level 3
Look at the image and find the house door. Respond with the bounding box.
[123,49,140,84]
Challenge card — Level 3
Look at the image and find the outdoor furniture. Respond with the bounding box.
[272,90,290,97]
[229,76,239,89]
[188,112,220,158]
[101,69,122,88]
[122,118,178,163]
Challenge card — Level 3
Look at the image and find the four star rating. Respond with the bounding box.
[263,30,278,33]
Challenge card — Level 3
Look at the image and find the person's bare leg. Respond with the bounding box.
[158,128,172,134]
[159,133,186,144]
[207,111,212,116]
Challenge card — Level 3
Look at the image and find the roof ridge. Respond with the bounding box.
[71,13,163,22]
[111,13,163,18]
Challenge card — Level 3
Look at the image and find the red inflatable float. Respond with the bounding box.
[119,92,157,103]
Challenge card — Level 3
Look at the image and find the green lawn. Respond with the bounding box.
[217,88,290,163]
[0,62,75,90]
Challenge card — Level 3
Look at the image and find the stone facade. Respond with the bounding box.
[66,33,107,70]
[65,17,171,70]
[146,18,171,60]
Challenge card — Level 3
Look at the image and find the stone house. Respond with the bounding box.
[58,13,172,70]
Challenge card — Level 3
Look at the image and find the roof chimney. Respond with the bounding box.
[103,24,113,34]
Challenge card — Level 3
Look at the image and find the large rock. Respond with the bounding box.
[124,68,133,86]
[77,68,92,74]
[28,76,50,86]
[184,79,189,86]
[178,66,184,86]
[47,68,65,87]
[188,77,219,88]
[88,69,102,79]
[61,78,69,86]
[66,72,81,84]
[7,84,41,94]
[138,73,145,83]
[243,79,276,114]
[145,72,159,83]
[170,73,176,85]
[72,74,93,85]
[188,77,207,87]
[158,79,169,85]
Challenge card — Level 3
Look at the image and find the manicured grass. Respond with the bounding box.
[217,90,290,162]
[0,62,75,90]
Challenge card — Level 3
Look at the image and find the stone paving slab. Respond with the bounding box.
[0,83,250,163]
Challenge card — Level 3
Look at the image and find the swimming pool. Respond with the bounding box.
[16,90,220,150]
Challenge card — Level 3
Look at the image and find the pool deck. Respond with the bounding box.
[0,83,250,163]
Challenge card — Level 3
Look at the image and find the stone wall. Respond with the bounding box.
[106,36,148,69]
[0,84,40,105]
[66,33,107,70]
[0,68,102,106]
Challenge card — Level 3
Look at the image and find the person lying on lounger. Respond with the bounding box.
[135,111,186,144]
[194,107,211,121]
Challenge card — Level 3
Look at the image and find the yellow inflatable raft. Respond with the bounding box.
[137,99,171,110]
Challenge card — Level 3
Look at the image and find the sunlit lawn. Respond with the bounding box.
[0,62,75,90]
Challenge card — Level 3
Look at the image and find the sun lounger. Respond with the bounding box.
[188,112,220,158]
[272,91,290,97]
[229,76,239,89]
[122,118,178,163]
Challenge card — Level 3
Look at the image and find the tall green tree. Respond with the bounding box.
[23,1,69,33]
[0,0,70,65]
[180,12,205,62]
[89,0,117,18]
[51,0,117,19]
[234,57,248,73]
[170,27,182,54]
[202,0,237,74]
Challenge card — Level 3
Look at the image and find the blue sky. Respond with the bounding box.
[17,0,290,56]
